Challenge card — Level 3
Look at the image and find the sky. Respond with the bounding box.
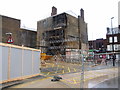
[0,0,119,40]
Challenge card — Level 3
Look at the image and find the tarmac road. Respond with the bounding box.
[41,60,118,76]
[92,76,119,88]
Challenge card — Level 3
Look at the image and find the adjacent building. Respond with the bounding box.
[0,15,37,48]
[88,26,120,61]
[88,38,107,53]
[37,6,89,55]
[106,26,120,61]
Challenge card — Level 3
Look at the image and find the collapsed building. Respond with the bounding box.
[37,6,89,56]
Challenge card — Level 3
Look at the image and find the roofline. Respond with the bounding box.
[0,14,20,21]
[20,28,37,32]
[37,12,78,22]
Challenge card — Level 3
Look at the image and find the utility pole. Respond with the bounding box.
[78,16,84,89]
[111,17,115,66]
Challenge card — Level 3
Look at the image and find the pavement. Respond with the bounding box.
[8,67,118,88]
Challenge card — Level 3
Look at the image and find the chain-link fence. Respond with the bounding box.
[40,45,119,88]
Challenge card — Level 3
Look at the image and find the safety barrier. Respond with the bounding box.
[40,50,119,88]
[0,43,41,84]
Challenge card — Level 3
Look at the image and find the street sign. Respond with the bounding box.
[7,36,14,43]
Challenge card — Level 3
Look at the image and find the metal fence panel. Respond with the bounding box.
[33,51,40,74]
[0,46,2,82]
[0,15,2,42]
[2,46,9,81]
[23,50,32,76]
[10,48,22,79]
[0,43,41,83]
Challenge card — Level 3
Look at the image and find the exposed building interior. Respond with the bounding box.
[37,6,89,56]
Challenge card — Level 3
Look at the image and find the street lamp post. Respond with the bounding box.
[111,17,115,66]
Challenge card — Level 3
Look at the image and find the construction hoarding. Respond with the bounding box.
[0,43,41,84]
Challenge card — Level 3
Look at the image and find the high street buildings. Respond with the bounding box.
[88,38,107,53]
[106,26,120,61]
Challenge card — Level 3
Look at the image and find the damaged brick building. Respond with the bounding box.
[37,6,89,55]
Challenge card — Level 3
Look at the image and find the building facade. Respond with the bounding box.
[106,26,120,61]
[88,38,107,53]
[20,28,37,48]
[0,15,37,48]
[37,7,89,55]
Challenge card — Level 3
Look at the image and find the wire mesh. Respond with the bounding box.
[40,28,119,88]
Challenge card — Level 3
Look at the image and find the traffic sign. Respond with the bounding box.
[7,36,14,43]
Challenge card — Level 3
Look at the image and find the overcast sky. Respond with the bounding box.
[0,0,119,40]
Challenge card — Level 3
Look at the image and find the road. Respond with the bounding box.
[41,60,118,76]
[92,76,119,88]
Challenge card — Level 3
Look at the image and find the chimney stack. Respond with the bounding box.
[119,25,120,29]
[107,27,110,33]
[51,6,57,16]
[80,8,84,21]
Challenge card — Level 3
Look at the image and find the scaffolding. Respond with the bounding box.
[40,13,79,56]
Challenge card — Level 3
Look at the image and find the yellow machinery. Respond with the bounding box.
[41,53,53,60]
